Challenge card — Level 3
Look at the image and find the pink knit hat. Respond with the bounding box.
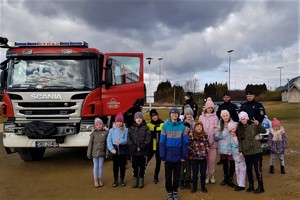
[238,111,249,121]
[228,122,237,131]
[115,112,124,123]
[94,117,103,126]
[272,118,281,127]
[205,97,215,109]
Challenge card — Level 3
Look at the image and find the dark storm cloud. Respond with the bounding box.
[1,0,299,90]
[21,0,241,45]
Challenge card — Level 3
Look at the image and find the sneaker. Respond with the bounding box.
[173,191,180,200]
[120,180,126,187]
[154,177,159,184]
[205,175,210,184]
[112,181,118,187]
[166,192,173,200]
[210,175,216,184]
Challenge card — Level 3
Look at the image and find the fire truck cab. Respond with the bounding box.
[0,37,145,161]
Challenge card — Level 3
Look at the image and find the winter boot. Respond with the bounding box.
[191,181,197,193]
[220,175,228,185]
[98,179,104,187]
[205,174,210,184]
[254,184,265,194]
[112,179,119,187]
[166,192,173,200]
[173,191,180,200]
[210,174,216,184]
[94,179,100,188]
[281,165,286,174]
[246,183,254,192]
[227,177,236,188]
[154,176,159,184]
[185,181,191,189]
[138,177,144,188]
[120,179,126,187]
[132,177,138,188]
[179,180,185,189]
[201,183,208,193]
[270,165,274,174]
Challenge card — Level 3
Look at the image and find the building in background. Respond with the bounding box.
[281,76,300,103]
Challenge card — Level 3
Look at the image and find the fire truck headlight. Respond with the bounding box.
[4,124,15,133]
[80,123,94,132]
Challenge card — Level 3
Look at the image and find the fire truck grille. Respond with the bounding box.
[18,102,76,107]
[15,101,80,120]
[20,110,75,115]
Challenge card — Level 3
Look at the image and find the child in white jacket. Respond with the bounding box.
[228,122,246,191]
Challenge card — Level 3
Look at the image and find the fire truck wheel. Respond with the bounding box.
[18,148,46,161]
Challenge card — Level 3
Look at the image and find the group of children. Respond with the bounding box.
[87,110,164,189]
[87,99,288,200]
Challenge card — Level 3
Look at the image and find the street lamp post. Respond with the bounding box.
[146,57,153,110]
[227,50,234,90]
[278,66,284,87]
[158,57,163,83]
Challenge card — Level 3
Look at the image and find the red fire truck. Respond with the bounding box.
[0,37,145,161]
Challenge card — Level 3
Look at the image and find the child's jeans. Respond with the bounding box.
[270,153,285,166]
[93,157,104,179]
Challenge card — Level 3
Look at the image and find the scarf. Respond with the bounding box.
[270,126,284,141]
[193,129,206,140]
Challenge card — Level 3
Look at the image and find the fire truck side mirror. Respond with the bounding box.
[105,59,113,90]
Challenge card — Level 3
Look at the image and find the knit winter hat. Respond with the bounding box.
[205,97,215,109]
[170,107,180,115]
[94,117,103,126]
[272,118,281,127]
[220,109,230,117]
[238,111,249,121]
[134,112,144,120]
[115,112,124,123]
[184,106,194,117]
[150,109,158,117]
[228,122,237,131]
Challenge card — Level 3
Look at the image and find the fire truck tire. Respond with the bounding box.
[18,148,46,161]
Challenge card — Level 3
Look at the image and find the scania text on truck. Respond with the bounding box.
[0,37,145,161]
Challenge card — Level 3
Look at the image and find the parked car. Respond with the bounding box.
[260,115,271,153]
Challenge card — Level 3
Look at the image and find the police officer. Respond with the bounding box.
[181,92,198,119]
[240,90,266,123]
[216,92,239,122]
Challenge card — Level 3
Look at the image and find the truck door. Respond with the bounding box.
[102,53,144,116]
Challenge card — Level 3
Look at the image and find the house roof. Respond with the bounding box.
[282,76,300,91]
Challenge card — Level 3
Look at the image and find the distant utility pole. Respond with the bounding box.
[278,66,284,87]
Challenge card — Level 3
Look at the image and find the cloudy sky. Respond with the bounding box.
[0,0,299,92]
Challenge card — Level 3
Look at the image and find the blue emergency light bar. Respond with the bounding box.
[14,41,88,47]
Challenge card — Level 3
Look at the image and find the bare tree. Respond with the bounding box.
[183,76,200,92]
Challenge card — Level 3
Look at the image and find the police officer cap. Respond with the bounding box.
[246,90,255,95]
[223,92,230,97]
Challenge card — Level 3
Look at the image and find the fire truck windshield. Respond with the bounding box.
[6,58,96,91]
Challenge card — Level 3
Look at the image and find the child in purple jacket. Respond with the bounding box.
[268,118,288,174]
